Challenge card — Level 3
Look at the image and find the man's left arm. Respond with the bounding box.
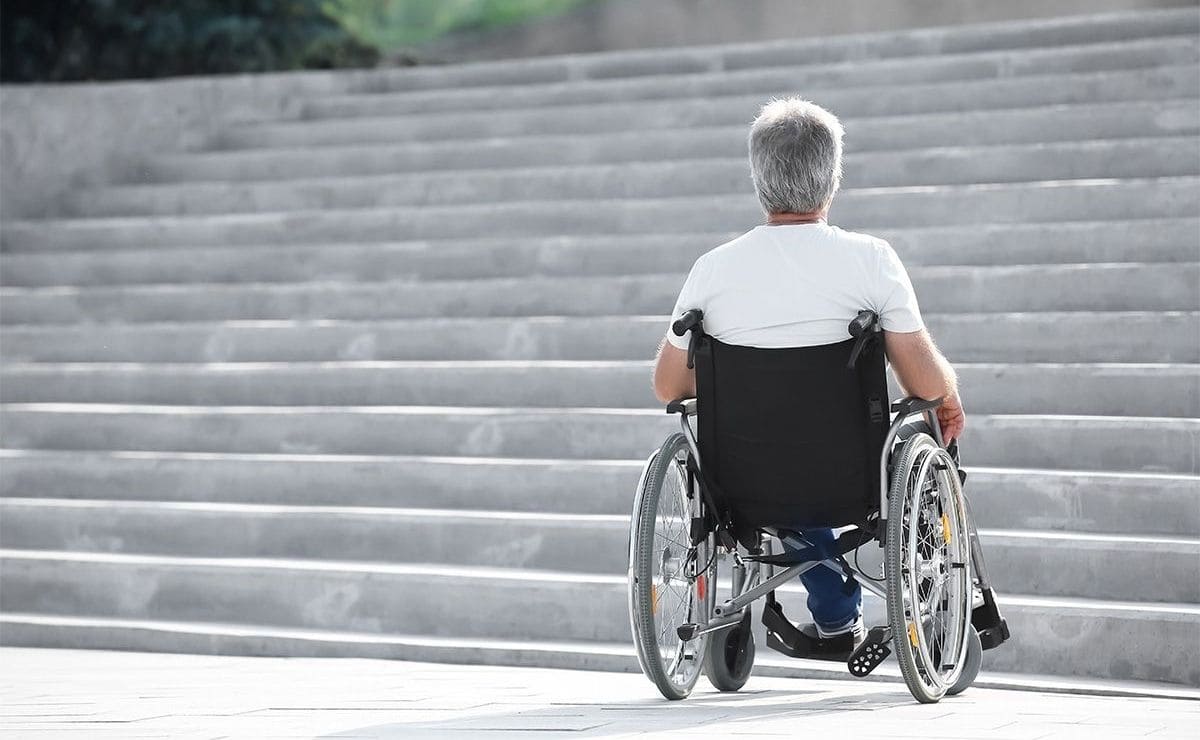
[652,336,695,403]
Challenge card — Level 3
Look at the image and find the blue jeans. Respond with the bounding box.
[781,528,862,631]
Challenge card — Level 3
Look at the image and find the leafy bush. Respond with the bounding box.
[323,0,594,51]
[1,0,379,83]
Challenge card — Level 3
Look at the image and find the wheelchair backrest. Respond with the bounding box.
[689,319,889,543]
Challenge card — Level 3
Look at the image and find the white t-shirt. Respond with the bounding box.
[666,223,924,350]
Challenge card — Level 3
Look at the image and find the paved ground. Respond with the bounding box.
[1,649,1197,739]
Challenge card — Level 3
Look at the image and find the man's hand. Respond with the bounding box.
[937,393,966,444]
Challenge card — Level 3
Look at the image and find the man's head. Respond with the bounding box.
[748,98,844,216]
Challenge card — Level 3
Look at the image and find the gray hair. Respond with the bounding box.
[748,98,844,214]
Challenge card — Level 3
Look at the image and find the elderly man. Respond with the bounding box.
[651,98,964,649]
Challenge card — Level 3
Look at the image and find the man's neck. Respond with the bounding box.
[766,210,827,225]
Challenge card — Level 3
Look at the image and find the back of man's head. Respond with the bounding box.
[748,98,844,215]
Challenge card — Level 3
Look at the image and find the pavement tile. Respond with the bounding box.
[1,648,1197,739]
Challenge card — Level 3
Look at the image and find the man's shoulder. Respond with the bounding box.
[827,225,891,254]
[704,228,763,258]
[687,228,761,273]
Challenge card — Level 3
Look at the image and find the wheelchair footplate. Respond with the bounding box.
[762,598,856,662]
[847,626,892,677]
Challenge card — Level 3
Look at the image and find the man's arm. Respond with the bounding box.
[652,337,695,404]
[883,329,965,443]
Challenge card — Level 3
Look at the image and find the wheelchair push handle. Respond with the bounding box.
[671,309,705,370]
[848,309,878,339]
[846,310,880,369]
[672,308,704,337]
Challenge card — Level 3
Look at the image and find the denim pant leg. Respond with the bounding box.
[786,528,862,629]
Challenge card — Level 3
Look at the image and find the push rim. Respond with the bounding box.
[889,434,972,701]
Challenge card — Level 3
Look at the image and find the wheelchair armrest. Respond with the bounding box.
[891,395,943,419]
[666,398,697,416]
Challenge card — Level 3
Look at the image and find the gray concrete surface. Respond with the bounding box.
[6,178,1199,250]
[133,101,1200,184]
[4,313,1197,363]
[2,648,1197,739]
[2,405,1197,472]
[0,449,1192,535]
[2,555,1199,683]
[7,220,1200,288]
[3,498,1197,602]
[61,140,1200,217]
[0,362,1197,419]
[4,265,1197,324]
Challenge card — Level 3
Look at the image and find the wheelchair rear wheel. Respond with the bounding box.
[886,432,973,703]
[628,433,715,700]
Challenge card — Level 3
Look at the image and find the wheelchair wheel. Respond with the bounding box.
[628,433,714,700]
[885,431,973,704]
[704,608,754,692]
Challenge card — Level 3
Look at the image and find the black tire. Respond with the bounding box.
[885,432,973,704]
[628,433,712,700]
[948,626,983,696]
[704,609,755,692]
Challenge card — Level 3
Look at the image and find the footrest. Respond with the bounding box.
[847,626,891,677]
[761,599,854,662]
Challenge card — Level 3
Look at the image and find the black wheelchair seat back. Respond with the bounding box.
[689,318,889,545]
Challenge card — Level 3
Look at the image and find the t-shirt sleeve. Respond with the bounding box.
[873,241,925,333]
[665,257,708,350]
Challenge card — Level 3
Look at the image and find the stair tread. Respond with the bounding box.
[4,547,1199,614]
[5,496,1199,549]
[4,612,1199,700]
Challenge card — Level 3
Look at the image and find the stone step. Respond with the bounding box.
[214,65,1200,150]
[2,499,1196,603]
[5,220,1198,289]
[6,178,1196,252]
[4,264,1195,326]
[2,405,1195,473]
[298,37,1199,120]
[71,138,1200,218]
[980,530,1200,603]
[2,550,1196,684]
[140,100,1200,184]
[3,613,1199,697]
[3,312,1194,364]
[1,362,1193,419]
[2,449,1194,536]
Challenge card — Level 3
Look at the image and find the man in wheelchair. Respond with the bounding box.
[628,98,1008,703]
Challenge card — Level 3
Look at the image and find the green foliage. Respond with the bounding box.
[322,0,594,51]
[1,0,379,83]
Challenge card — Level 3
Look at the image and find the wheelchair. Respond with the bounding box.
[628,309,1009,703]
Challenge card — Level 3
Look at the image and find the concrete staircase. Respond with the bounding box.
[2,9,1198,689]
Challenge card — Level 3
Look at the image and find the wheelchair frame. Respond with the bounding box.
[628,309,1009,703]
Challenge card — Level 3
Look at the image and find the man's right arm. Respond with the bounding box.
[883,329,965,443]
